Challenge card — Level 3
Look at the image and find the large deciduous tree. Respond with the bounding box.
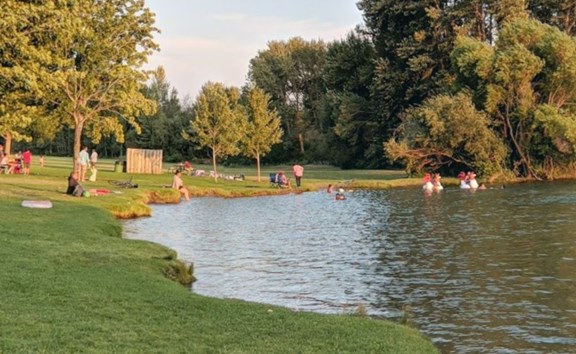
[0,0,46,155]
[452,12,576,178]
[190,82,247,182]
[42,0,158,165]
[385,92,507,176]
[241,87,283,182]
[248,37,326,159]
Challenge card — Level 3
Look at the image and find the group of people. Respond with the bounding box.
[77,146,99,182]
[271,164,305,189]
[457,171,485,190]
[422,171,486,191]
[0,148,33,175]
[422,172,444,192]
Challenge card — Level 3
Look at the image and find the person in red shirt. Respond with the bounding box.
[22,149,32,175]
[292,164,304,187]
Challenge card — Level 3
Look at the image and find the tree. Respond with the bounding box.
[323,29,380,168]
[452,14,576,178]
[241,87,283,182]
[127,66,191,161]
[385,92,507,176]
[248,37,326,159]
[41,0,158,166]
[528,0,576,35]
[190,82,247,182]
[357,0,456,148]
[0,0,46,155]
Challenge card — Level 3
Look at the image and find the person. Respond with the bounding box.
[22,149,32,175]
[335,188,346,200]
[88,149,98,182]
[277,171,290,188]
[422,173,433,191]
[13,151,22,174]
[39,155,45,168]
[0,153,9,174]
[327,184,334,193]
[90,149,98,169]
[78,146,90,182]
[292,164,304,187]
[183,161,194,175]
[468,171,479,189]
[172,170,190,201]
[458,171,470,189]
[432,173,443,191]
[66,171,85,197]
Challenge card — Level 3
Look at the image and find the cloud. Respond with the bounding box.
[145,7,361,99]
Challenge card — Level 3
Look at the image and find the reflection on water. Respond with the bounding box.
[124,182,576,354]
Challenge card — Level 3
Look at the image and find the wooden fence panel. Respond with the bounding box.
[126,148,163,174]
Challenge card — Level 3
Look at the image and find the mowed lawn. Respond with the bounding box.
[0,156,439,353]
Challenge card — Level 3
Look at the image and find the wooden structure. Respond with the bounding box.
[126,148,163,174]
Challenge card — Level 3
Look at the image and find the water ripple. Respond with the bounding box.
[124,183,576,354]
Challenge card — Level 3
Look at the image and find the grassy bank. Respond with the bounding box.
[0,157,439,353]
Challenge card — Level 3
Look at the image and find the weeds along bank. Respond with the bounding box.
[0,169,439,353]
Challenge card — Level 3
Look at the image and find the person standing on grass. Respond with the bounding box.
[292,164,304,187]
[172,170,190,201]
[89,149,99,182]
[78,146,90,182]
[22,149,32,175]
[90,149,98,169]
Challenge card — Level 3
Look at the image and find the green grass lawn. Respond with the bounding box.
[0,156,439,353]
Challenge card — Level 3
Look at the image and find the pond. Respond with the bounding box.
[123,182,576,354]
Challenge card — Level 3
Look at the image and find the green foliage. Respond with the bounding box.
[38,0,159,162]
[323,30,384,168]
[385,92,507,176]
[126,66,193,161]
[357,0,457,166]
[190,82,248,180]
[452,16,576,177]
[241,87,283,181]
[0,0,47,154]
[527,0,575,35]
[248,37,327,160]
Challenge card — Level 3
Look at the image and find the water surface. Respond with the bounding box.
[124,182,576,354]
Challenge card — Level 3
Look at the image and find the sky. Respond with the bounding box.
[144,0,364,100]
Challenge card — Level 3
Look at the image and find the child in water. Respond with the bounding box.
[335,188,346,200]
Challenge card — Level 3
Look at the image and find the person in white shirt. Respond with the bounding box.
[172,170,190,201]
[90,149,98,169]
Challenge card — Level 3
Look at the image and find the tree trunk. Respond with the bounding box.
[4,132,13,156]
[73,114,84,172]
[212,147,218,182]
[299,133,304,153]
[256,152,261,182]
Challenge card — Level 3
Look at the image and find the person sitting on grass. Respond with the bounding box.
[172,170,190,201]
[66,171,85,197]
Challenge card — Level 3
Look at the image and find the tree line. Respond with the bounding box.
[2,0,576,179]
